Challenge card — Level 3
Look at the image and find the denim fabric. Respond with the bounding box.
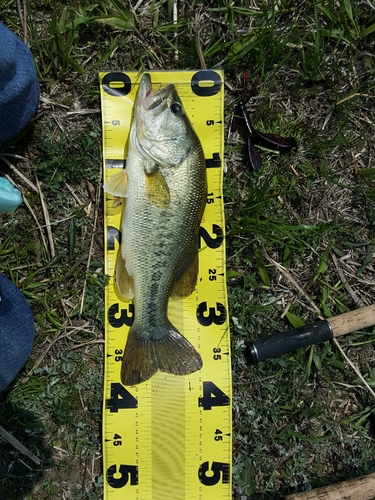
[0,273,34,391]
[0,23,40,144]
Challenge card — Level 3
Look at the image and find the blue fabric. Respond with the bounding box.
[0,23,40,144]
[0,273,35,391]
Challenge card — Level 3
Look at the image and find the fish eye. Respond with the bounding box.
[170,103,182,115]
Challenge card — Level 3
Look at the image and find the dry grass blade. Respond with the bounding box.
[20,321,92,383]
[333,338,375,400]
[66,339,104,351]
[0,156,38,192]
[36,177,55,258]
[194,12,207,69]
[331,252,364,308]
[16,0,27,44]
[65,182,85,205]
[265,254,322,316]
[13,187,50,256]
[0,425,41,465]
[66,109,101,117]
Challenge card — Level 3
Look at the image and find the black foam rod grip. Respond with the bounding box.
[246,320,333,365]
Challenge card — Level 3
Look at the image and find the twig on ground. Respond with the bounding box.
[52,113,65,132]
[39,96,70,110]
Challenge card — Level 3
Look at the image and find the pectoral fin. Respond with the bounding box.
[115,250,134,299]
[145,170,170,209]
[171,251,199,298]
[104,170,128,198]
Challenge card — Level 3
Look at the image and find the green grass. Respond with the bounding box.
[1,0,375,498]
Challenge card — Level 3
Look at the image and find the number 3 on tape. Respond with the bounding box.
[100,69,231,500]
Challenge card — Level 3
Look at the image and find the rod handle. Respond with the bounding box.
[284,471,375,500]
[246,304,375,365]
[246,321,332,364]
[329,303,375,337]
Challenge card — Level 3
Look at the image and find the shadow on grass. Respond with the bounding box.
[0,394,53,500]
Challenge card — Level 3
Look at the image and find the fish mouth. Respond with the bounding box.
[138,73,174,112]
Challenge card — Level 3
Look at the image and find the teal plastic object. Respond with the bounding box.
[0,177,23,212]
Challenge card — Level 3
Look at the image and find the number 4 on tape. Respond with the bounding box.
[106,382,137,412]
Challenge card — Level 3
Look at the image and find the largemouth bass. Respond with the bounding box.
[104,73,207,385]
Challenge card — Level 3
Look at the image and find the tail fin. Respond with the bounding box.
[121,323,202,386]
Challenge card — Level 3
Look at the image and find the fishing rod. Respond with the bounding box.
[246,306,375,500]
[246,303,375,364]
[284,471,375,500]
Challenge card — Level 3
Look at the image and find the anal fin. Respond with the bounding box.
[115,249,134,299]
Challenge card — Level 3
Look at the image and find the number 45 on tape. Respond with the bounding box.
[99,69,231,500]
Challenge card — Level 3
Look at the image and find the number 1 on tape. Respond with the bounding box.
[99,69,231,500]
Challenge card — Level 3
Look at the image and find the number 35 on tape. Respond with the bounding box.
[99,69,231,500]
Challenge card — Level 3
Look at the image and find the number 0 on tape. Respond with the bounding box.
[99,70,231,500]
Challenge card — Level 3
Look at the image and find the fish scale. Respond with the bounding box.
[100,69,231,499]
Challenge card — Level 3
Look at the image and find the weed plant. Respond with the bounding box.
[1,0,375,498]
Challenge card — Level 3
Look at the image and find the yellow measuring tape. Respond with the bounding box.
[100,69,231,500]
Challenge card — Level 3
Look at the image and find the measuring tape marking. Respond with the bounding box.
[101,69,231,499]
